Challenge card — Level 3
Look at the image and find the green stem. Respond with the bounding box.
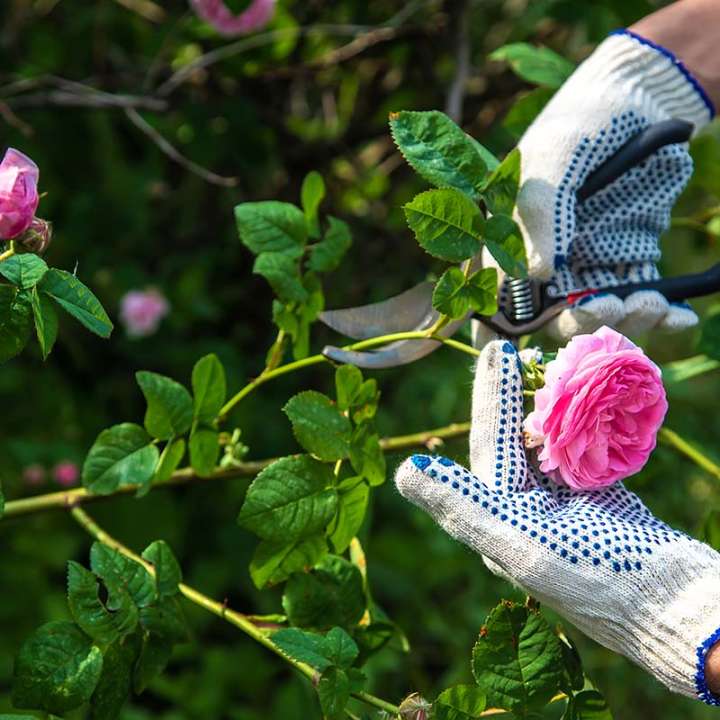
[0,244,15,263]
[659,427,720,481]
[70,507,400,717]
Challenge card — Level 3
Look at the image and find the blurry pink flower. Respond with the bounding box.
[52,461,79,487]
[190,0,275,37]
[119,289,170,338]
[23,464,46,486]
[0,148,40,239]
[524,326,667,491]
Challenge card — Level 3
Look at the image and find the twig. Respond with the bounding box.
[9,91,167,112]
[445,0,471,122]
[124,108,239,187]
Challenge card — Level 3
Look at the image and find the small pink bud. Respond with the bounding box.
[23,464,46,486]
[190,0,275,37]
[53,461,79,487]
[0,148,40,239]
[17,216,53,255]
[119,288,170,338]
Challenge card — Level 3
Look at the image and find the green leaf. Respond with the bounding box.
[282,555,365,630]
[192,353,226,424]
[142,541,182,599]
[350,378,380,424]
[471,602,563,714]
[272,626,358,671]
[235,201,307,255]
[404,189,483,262]
[0,253,48,288]
[317,667,350,720]
[89,635,139,720]
[67,562,138,646]
[238,455,338,542]
[559,633,585,692]
[250,534,329,589]
[253,251,307,303]
[330,478,369,553]
[89,543,156,609]
[571,690,613,720]
[284,390,352,461]
[133,634,173,694]
[30,286,58,360]
[0,285,32,362]
[301,171,325,238]
[432,267,498,319]
[355,622,394,665]
[322,626,358,668]
[490,43,575,88]
[434,685,487,720]
[349,426,386,486]
[309,216,352,273]
[12,621,104,714]
[139,598,187,643]
[390,110,488,197]
[82,423,159,495]
[136,371,194,440]
[503,87,555,138]
[483,215,527,278]
[189,427,220,477]
[335,365,364,412]
[482,148,521,216]
[663,354,720,385]
[38,268,113,338]
[153,438,186,485]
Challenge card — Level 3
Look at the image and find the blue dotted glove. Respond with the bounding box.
[502,30,715,339]
[395,341,720,705]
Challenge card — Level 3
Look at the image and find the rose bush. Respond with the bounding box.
[524,326,668,491]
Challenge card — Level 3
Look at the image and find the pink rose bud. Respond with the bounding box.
[17,216,53,255]
[52,461,79,487]
[190,0,275,36]
[524,326,668,491]
[0,148,40,239]
[119,289,170,338]
[22,464,46,486]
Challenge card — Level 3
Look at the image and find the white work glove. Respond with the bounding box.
[395,340,720,705]
[503,30,714,339]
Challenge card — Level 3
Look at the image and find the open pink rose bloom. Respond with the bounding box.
[0,148,39,239]
[119,289,170,338]
[190,0,275,37]
[524,326,667,491]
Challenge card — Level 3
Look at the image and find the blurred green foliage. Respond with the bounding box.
[2,0,720,718]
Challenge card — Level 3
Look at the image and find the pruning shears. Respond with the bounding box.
[320,119,720,369]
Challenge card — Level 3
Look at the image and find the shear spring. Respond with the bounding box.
[509,278,536,321]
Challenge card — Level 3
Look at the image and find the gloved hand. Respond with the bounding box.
[394,340,720,705]
[498,29,715,339]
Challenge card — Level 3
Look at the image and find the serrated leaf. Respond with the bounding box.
[349,426,386,486]
[189,427,219,477]
[136,371,193,440]
[12,621,104,714]
[309,216,352,273]
[465,267,499,315]
[482,148,521,216]
[330,478,369,553]
[89,635,139,720]
[483,215,527,278]
[335,365,363,412]
[253,251,307,303]
[272,628,334,670]
[90,543,156,609]
[0,253,48,288]
[322,627,358,668]
[471,602,563,714]
[404,189,483,262]
[318,666,350,720]
[38,268,112,338]
[302,171,325,238]
[192,353,226,424]
[0,285,32,362]
[434,685,487,720]
[82,423,159,495]
[238,455,338,542]
[284,390,352,461]
[142,541,182,599]
[235,201,307,255]
[282,555,365,630]
[139,599,187,644]
[153,438,185,485]
[30,286,58,359]
[67,562,138,647]
[390,110,488,197]
[250,535,328,589]
[490,43,575,88]
[432,267,498,319]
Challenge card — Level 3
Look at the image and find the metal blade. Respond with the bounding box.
[319,281,435,340]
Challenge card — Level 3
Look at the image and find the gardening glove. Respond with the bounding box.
[394,340,720,705]
[501,29,715,339]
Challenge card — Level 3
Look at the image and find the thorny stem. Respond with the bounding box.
[70,507,402,718]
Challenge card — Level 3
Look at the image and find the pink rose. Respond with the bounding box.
[0,148,40,239]
[52,461,79,487]
[524,326,667,491]
[119,289,170,338]
[190,0,275,37]
[22,464,46,486]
